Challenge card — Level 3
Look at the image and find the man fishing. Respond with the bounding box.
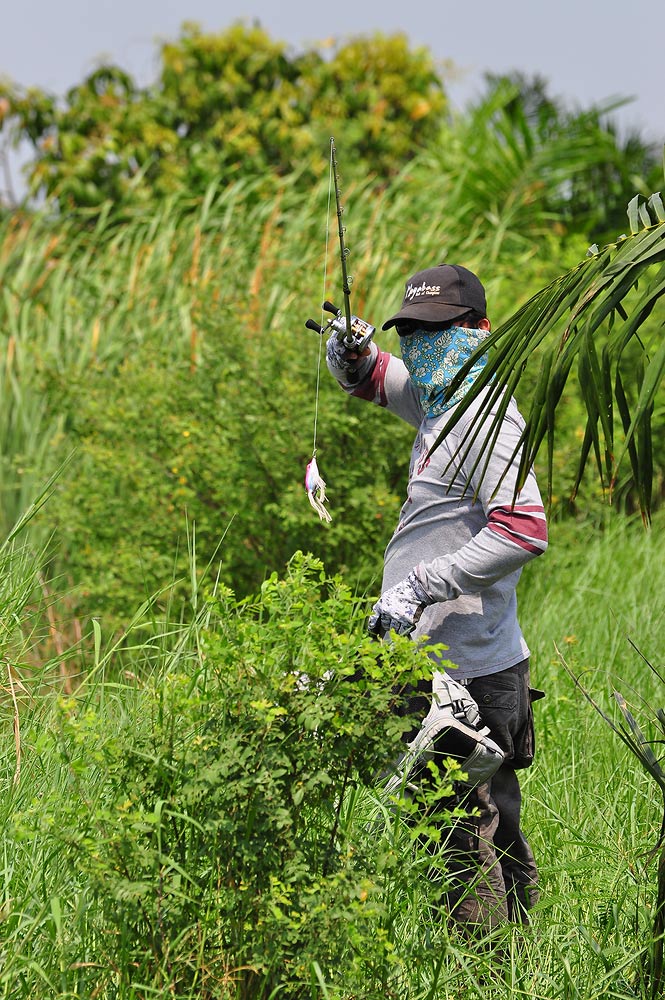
[325,262,548,929]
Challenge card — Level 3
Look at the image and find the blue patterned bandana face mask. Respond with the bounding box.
[400,326,491,418]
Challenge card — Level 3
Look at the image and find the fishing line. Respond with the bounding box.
[304,138,375,522]
[311,140,335,458]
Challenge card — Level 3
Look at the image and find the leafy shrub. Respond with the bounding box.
[41,325,409,634]
[12,553,446,997]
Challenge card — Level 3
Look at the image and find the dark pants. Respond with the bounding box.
[414,660,540,928]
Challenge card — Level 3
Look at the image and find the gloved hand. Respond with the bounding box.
[326,330,376,384]
[368,568,433,638]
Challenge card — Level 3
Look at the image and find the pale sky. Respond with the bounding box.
[1,0,664,197]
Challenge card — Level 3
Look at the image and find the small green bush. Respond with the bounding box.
[41,322,409,635]
[11,553,450,998]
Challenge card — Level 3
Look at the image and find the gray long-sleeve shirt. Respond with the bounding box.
[331,344,548,679]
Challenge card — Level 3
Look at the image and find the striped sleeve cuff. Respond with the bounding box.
[487,504,548,555]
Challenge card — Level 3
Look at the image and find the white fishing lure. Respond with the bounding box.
[305,455,332,523]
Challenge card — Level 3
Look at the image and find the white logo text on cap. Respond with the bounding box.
[405,282,441,302]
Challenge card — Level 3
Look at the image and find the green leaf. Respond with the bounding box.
[648,191,665,223]
[639,201,654,229]
[611,334,665,498]
[614,691,665,790]
[627,194,640,234]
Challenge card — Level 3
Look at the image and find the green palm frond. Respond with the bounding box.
[426,185,665,518]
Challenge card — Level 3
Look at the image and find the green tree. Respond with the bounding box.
[426,73,662,251]
[479,71,663,242]
[0,22,447,211]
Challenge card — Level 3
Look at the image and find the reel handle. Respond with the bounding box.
[305,318,323,334]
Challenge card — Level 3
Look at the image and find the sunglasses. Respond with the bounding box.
[396,319,465,337]
[395,321,420,337]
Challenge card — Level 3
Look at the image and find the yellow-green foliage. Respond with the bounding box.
[7,554,441,998]
[0,23,446,209]
[2,522,665,998]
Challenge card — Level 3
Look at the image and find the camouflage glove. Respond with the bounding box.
[367,568,433,638]
[326,330,376,384]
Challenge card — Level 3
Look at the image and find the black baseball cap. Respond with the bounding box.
[381,263,487,331]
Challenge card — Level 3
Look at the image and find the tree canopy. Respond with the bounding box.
[1,22,661,237]
[0,23,447,210]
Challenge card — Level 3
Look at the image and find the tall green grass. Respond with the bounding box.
[0,511,663,998]
[0,171,610,643]
[0,158,581,545]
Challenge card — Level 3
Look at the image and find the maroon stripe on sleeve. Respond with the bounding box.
[488,523,544,554]
[487,505,548,551]
[351,351,390,405]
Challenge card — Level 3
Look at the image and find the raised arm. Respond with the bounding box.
[326,335,424,428]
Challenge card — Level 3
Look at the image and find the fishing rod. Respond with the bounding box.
[303,138,377,523]
[304,138,375,354]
